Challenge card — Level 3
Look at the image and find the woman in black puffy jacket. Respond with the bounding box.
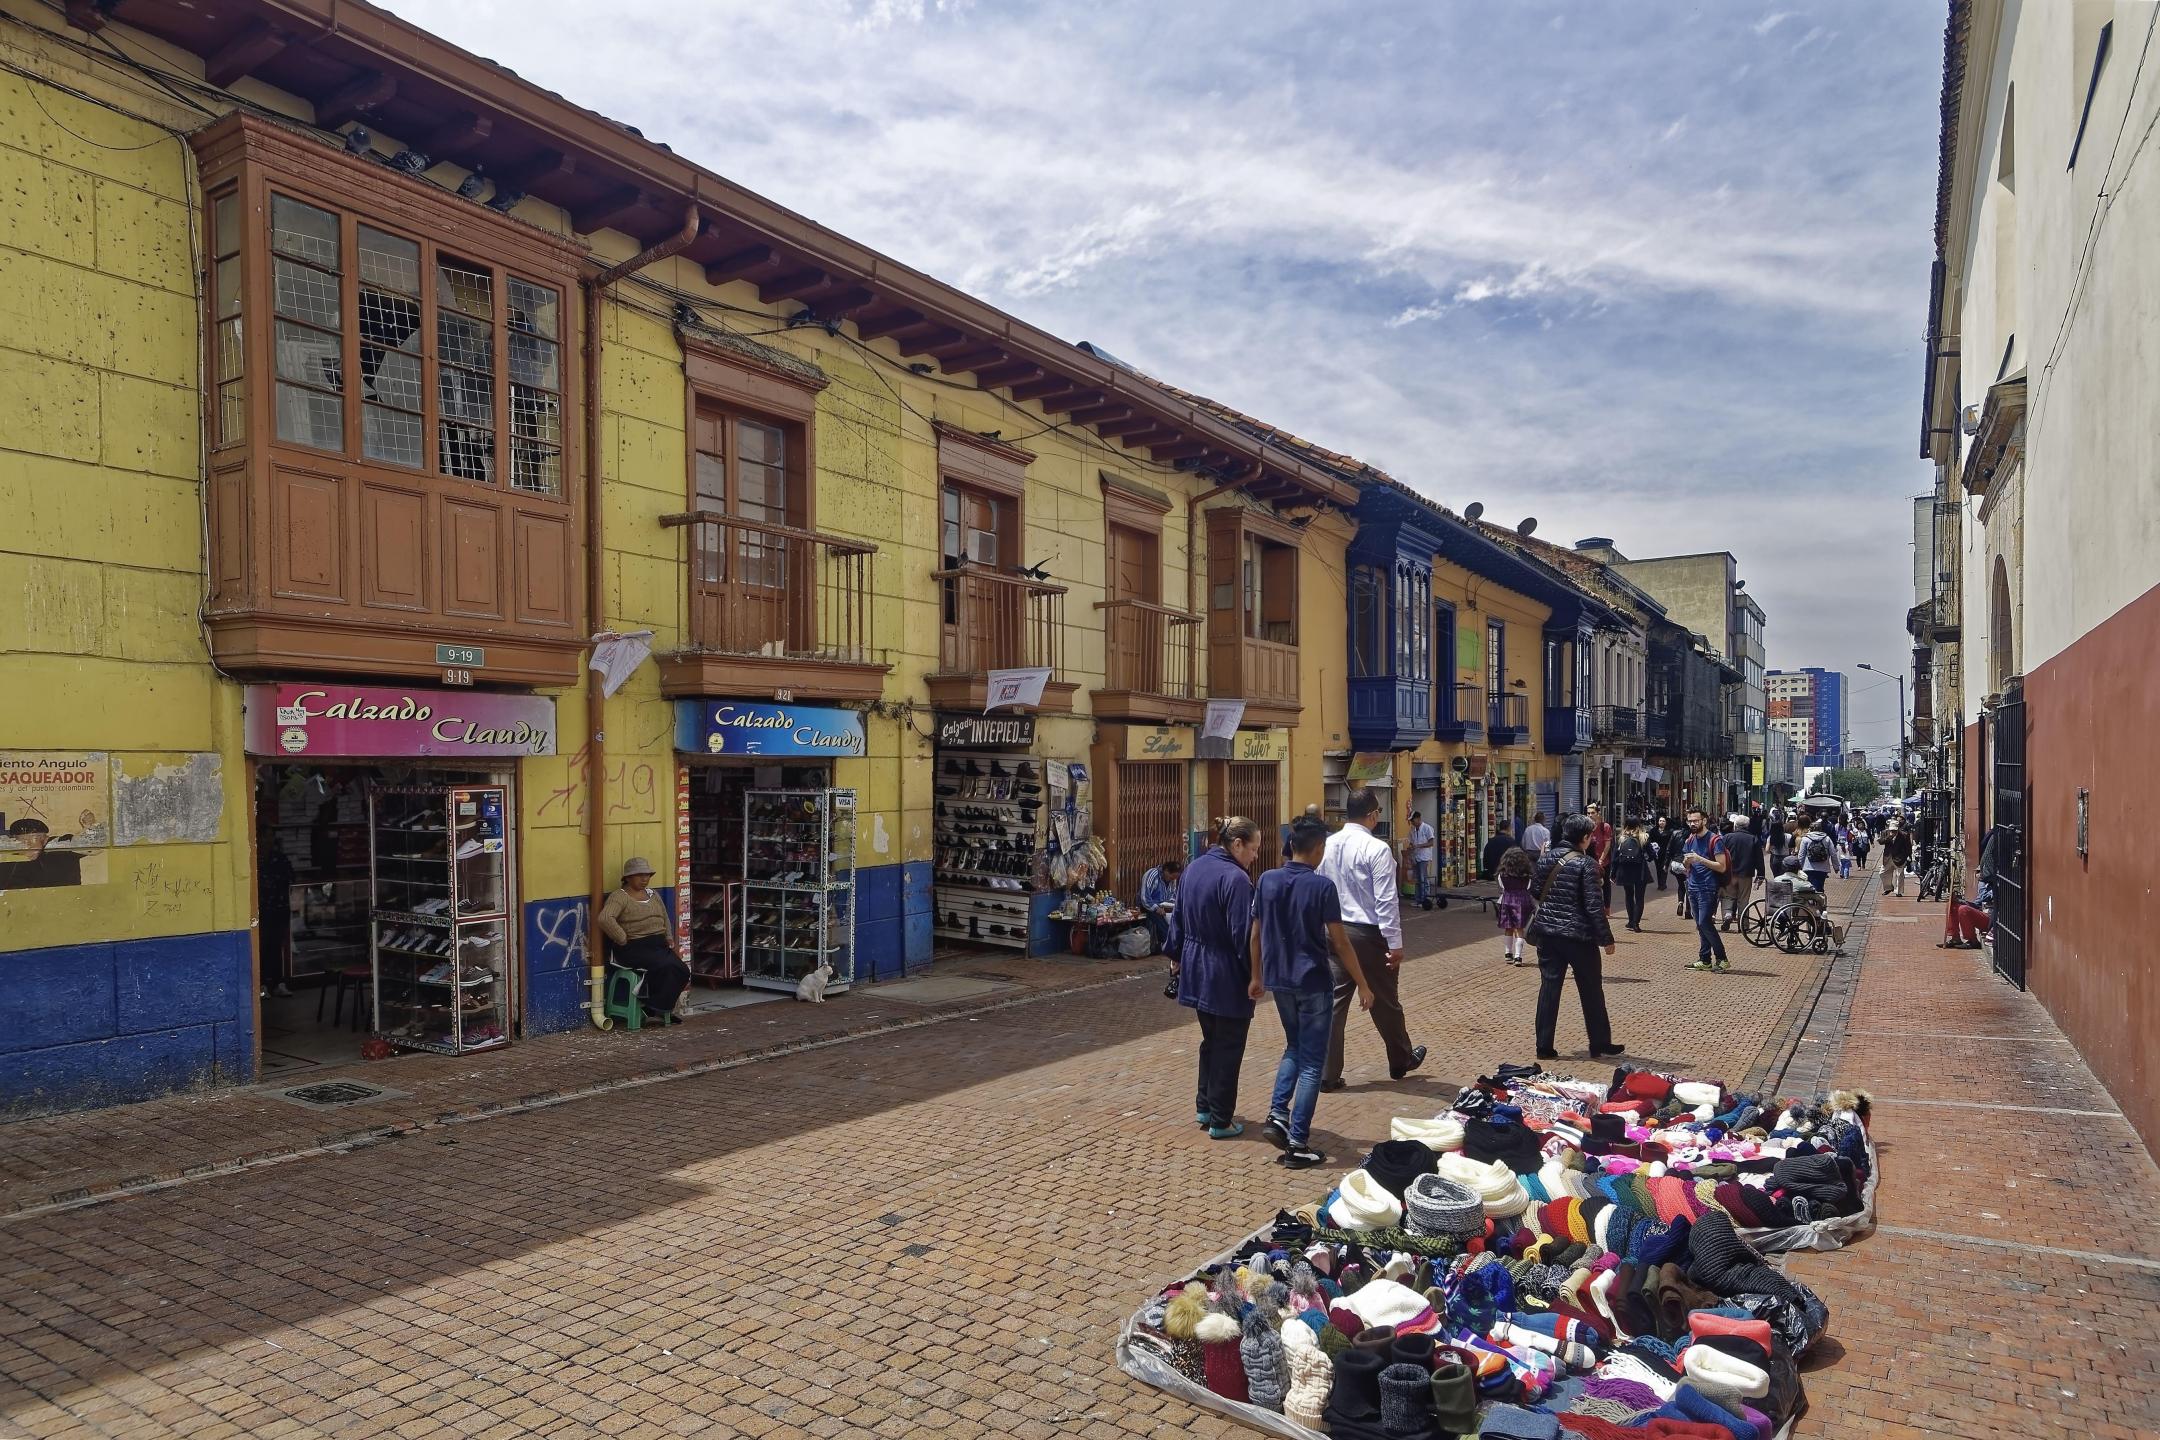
[1529,814,1620,1061]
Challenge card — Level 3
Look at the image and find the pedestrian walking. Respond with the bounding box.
[1479,816,1515,881]
[1584,802,1614,912]
[1835,824,1854,879]
[1317,788,1427,1088]
[1281,802,1323,863]
[1679,806,1730,972]
[1495,844,1535,965]
[1407,809,1438,910]
[1257,817,1373,1169]
[1526,815,1622,1061]
[1521,810,1551,856]
[1653,812,1672,891]
[1881,822,1914,896]
[1609,815,1652,932]
[1175,818,1265,1139]
[1718,817,1758,932]
[1800,820,1836,898]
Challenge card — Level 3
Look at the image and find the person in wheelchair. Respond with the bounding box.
[1766,855,1848,949]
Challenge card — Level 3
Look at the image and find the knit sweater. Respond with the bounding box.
[598,886,670,945]
[1530,849,1615,947]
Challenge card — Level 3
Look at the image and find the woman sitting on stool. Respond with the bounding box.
[599,856,690,1023]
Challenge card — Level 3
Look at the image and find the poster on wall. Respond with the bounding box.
[0,751,111,888]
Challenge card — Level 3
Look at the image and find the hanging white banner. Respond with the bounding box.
[1201,698,1246,741]
[984,667,1051,712]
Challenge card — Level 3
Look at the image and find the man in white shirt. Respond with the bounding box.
[1317,788,1427,1088]
[1407,809,1438,911]
[1521,810,1552,855]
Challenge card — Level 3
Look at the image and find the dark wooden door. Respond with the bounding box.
[693,408,792,653]
[1989,697,2026,990]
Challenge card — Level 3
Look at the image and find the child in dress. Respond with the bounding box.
[1495,845,1536,966]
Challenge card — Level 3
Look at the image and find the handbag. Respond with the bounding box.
[1520,854,1570,946]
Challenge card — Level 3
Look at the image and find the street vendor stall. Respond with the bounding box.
[1119,1062,1875,1439]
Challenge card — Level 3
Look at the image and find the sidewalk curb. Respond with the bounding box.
[1740,882,1879,1097]
[1,965,1158,1225]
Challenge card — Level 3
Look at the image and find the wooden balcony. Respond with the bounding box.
[1593,705,1648,746]
[925,565,1077,712]
[1208,632,1302,728]
[654,510,890,702]
[1093,599,1204,724]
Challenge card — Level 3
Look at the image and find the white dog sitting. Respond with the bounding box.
[794,961,834,1003]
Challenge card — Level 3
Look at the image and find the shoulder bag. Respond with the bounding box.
[1521,854,1571,947]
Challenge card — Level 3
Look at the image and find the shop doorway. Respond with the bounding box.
[1228,760,1282,874]
[684,760,832,985]
[252,761,512,1074]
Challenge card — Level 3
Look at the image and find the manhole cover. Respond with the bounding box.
[269,1080,404,1110]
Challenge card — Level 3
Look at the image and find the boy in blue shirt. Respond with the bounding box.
[1255,817,1374,1167]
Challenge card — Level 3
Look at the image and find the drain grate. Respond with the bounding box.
[269,1080,403,1110]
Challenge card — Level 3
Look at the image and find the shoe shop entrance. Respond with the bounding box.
[241,680,559,1078]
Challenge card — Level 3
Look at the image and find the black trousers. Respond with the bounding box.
[613,934,690,1012]
[1619,872,1648,929]
[1324,923,1417,1085]
[1193,1009,1252,1125]
[1534,938,1613,1054]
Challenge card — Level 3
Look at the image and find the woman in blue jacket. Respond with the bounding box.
[1176,816,1266,1138]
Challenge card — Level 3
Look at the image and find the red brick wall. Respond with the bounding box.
[2023,579,2160,1151]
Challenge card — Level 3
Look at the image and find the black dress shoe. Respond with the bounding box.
[1389,1044,1428,1081]
[1320,1079,1347,1093]
[1535,1048,1560,1060]
[1590,1043,1627,1058]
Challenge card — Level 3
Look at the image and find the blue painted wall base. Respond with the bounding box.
[1,931,255,1116]
[521,888,679,1036]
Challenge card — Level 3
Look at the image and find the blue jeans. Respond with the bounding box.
[1267,986,1334,1146]
[1690,885,1727,962]
[1412,859,1433,904]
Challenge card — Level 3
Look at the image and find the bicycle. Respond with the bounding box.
[1917,847,1953,903]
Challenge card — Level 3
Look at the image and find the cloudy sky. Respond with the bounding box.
[402,0,1942,758]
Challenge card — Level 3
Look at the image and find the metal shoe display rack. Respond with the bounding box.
[367,784,510,1053]
[739,788,856,994]
[932,755,1041,949]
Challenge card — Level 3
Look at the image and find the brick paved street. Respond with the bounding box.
[3,877,2156,1439]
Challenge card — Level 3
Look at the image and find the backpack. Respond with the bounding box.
[1805,834,1832,866]
[1614,833,1643,867]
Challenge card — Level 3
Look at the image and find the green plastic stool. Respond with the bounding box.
[603,965,645,1030]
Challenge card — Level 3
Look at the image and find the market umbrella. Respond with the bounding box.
[1799,794,1844,812]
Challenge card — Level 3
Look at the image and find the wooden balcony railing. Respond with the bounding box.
[933,565,1067,675]
[1593,705,1641,741]
[660,510,875,663]
[1096,598,1201,700]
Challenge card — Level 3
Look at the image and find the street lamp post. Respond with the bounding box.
[1856,663,1905,799]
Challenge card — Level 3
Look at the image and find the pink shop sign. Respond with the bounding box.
[243,684,557,758]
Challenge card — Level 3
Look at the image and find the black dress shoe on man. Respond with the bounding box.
[1590,1043,1627,1058]
[1320,1078,1347,1093]
[1535,1048,1561,1060]
[1389,1044,1428,1081]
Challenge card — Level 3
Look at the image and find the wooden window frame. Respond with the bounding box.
[195,116,582,502]
[682,335,826,532]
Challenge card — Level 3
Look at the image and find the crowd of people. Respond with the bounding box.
[1151,790,1950,1173]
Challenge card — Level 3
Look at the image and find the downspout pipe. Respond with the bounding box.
[583,205,702,1029]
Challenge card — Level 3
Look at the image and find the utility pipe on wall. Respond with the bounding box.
[582,205,701,1029]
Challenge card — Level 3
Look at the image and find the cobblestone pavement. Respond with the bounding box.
[2,876,2154,1439]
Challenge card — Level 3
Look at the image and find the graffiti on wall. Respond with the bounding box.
[530,897,589,969]
[534,743,663,825]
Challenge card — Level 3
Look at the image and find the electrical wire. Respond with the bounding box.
[2030,2,2160,429]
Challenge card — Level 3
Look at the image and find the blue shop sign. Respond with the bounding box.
[674,700,866,757]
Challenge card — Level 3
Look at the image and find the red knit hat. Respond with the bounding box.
[1689,1309,1775,1352]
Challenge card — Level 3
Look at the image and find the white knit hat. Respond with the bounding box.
[1673,1080,1721,1109]
[1336,1278,1431,1331]
[1327,1169,1405,1230]
[1684,1343,1771,1402]
[1437,1153,1529,1217]
[1282,1334,1332,1428]
[1390,1115,1466,1151]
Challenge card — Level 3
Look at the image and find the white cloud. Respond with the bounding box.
[1753,11,1795,36]
[1661,116,1689,143]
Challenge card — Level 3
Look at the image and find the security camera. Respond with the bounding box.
[1960,404,1982,436]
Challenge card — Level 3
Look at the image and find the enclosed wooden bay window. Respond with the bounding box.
[192,114,589,685]
[1206,506,1302,726]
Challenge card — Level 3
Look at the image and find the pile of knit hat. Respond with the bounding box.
[1123,1061,1872,1438]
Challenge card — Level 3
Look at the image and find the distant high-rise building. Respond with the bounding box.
[1764,667,1847,767]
